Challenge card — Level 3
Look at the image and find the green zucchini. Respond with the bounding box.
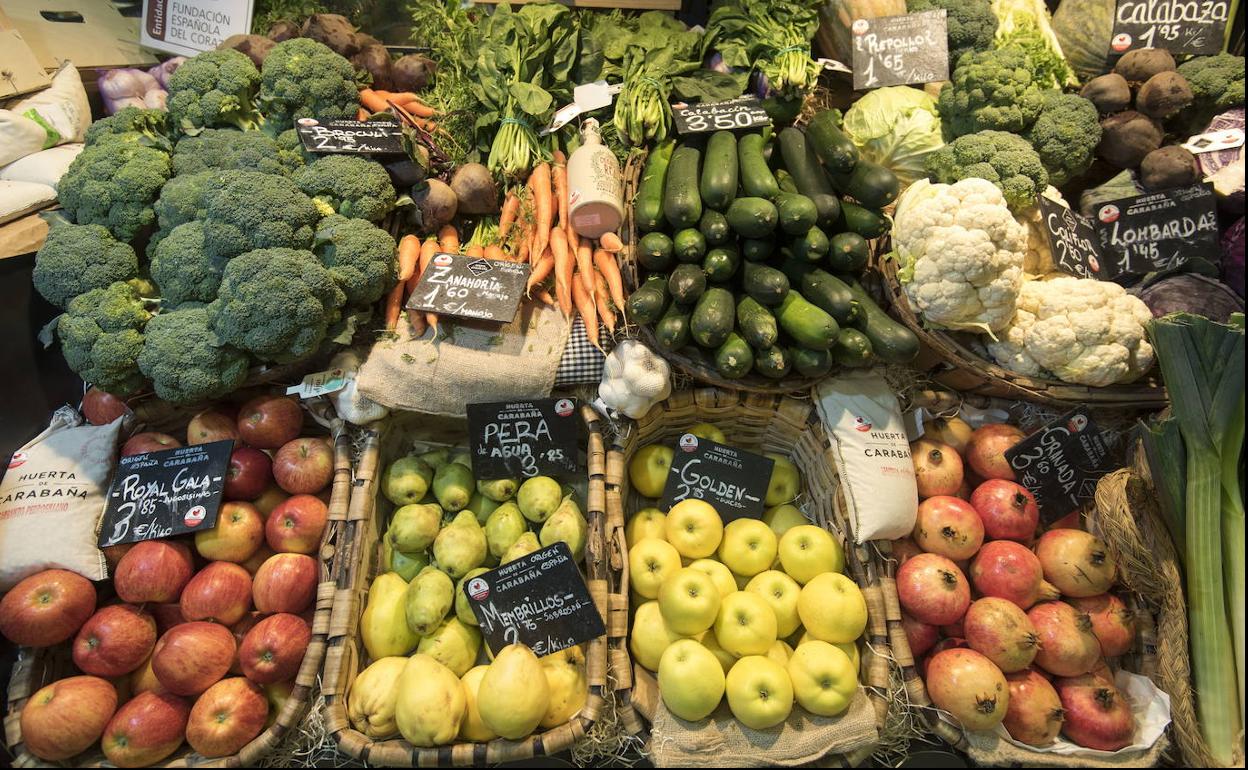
[668,263,706,306]
[791,347,834,378]
[742,261,790,307]
[775,192,819,235]
[777,127,842,228]
[837,202,889,239]
[725,197,779,239]
[775,169,799,194]
[715,333,754,380]
[655,304,691,352]
[673,228,707,263]
[827,232,870,274]
[690,287,735,348]
[635,139,674,233]
[736,296,779,349]
[798,267,857,325]
[846,279,920,364]
[637,232,674,272]
[776,290,839,351]
[626,275,669,325]
[702,246,741,283]
[700,131,738,211]
[738,134,780,199]
[664,144,702,230]
[828,158,900,209]
[790,226,830,262]
[753,345,792,379]
[804,109,859,174]
[741,238,775,262]
[699,210,731,246]
[832,328,873,367]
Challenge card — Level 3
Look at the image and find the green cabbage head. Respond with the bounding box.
[842,86,945,186]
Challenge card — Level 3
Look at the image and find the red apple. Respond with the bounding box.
[109,672,133,705]
[252,554,317,615]
[263,679,294,729]
[187,407,240,446]
[229,613,264,675]
[102,543,134,573]
[237,395,303,450]
[239,613,310,684]
[114,539,194,604]
[180,562,253,625]
[120,432,181,457]
[195,502,264,563]
[0,568,97,647]
[251,484,290,516]
[82,387,131,426]
[186,676,268,758]
[272,437,334,495]
[72,604,156,678]
[265,494,329,554]
[149,603,188,636]
[152,621,236,697]
[241,544,277,577]
[20,675,118,761]
[130,654,166,695]
[225,446,274,502]
[101,691,190,768]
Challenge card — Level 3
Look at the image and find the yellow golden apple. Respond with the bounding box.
[745,570,801,638]
[658,568,721,636]
[725,655,793,729]
[628,538,682,599]
[713,591,778,657]
[665,499,723,559]
[717,518,778,577]
[777,525,844,584]
[797,573,867,644]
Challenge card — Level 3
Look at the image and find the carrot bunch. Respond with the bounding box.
[358,88,438,132]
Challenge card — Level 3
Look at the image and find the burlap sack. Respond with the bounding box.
[964,730,1168,768]
[356,302,571,417]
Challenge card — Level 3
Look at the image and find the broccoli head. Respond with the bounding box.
[906,0,997,63]
[84,106,172,152]
[33,224,140,309]
[57,282,151,396]
[313,215,397,305]
[166,49,264,134]
[937,46,1047,138]
[150,221,229,306]
[171,128,303,177]
[58,143,172,242]
[925,130,1049,211]
[1177,53,1246,112]
[152,170,226,233]
[201,171,321,260]
[208,248,346,363]
[294,155,397,221]
[1026,92,1102,187]
[138,304,251,404]
[276,128,316,167]
[258,38,360,132]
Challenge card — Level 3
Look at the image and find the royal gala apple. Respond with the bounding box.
[102,543,134,573]
[239,612,311,684]
[241,544,277,577]
[0,568,97,647]
[273,437,334,495]
[265,494,329,554]
[229,613,263,675]
[180,562,253,625]
[186,677,269,757]
[130,654,166,695]
[225,447,273,502]
[252,553,318,614]
[20,675,118,761]
[72,604,156,678]
[114,540,194,604]
[149,602,188,636]
[101,691,190,768]
[82,387,131,426]
[187,407,240,446]
[195,502,264,563]
[237,395,303,450]
[251,485,290,517]
[121,432,181,457]
[152,621,237,697]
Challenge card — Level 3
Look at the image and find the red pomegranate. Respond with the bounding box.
[898,553,971,626]
[942,616,965,639]
[891,537,924,568]
[970,480,1039,543]
[913,496,984,561]
[964,597,1040,673]
[1035,529,1117,598]
[1028,601,1102,678]
[965,424,1025,480]
[970,540,1060,610]
[911,439,964,498]
[1003,668,1065,747]
[1069,594,1136,658]
[922,638,970,679]
[902,612,940,657]
[926,648,1011,731]
[1055,675,1135,751]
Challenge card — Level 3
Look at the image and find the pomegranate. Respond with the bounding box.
[922,638,969,679]
[902,612,940,657]
[892,537,924,568]
[925,416,973,454]
[1028,601,1102,677]
[970,480,1040,543]
[1048,511,1082,531]
[1055,675,1136,751]
[1035,529,1117,598]
[1003,669,1064,746]
[926,648,1011,731]
[1069,594,1136,658]
[913,496,984,560]
[965,423,1025,480]
[955,479,973,502]
[964,597,1040,673]
[970,541,1060,609]
[911,439,964,498]
[898,553,971,626]
[942,616,965,638]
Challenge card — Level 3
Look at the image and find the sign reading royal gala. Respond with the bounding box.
[141,0,255,57]
[98,440,232,547]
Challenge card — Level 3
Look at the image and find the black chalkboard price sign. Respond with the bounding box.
[1004,409,1119,524]
[851,10,950,90]
[467,398,581,480]
[672,97,771,135]
[406,253,530,323]
[462,542,606,658]
[1094,183,1219,277]
[1038,197,1107,279]
[1110,0,1232,55]
[98,440,232,548]
[659,434,774,521]
[295,117,406,155]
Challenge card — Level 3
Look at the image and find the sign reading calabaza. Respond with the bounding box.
[660,434,773,521]
[467,398,581,480]
[1110,0,1232,55]
[98,440,232,547]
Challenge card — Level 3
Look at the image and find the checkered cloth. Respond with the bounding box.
[554,317,616,387]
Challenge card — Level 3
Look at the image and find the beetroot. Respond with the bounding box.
[970,540,1060,610]
[902,611,940,657]
[970,480,1039,543]
[913,496,984,561]
[1035,529,1117,598]
[965,597,1040,673]
[1069,594,1136,658]
[927,648,1011,731]
[1004,669,1065,747]
[965,424,1024,481]
[911,438,964,498]
[1055,675,1136,751]
[898,553,971,626]
[1028,601,1102,677]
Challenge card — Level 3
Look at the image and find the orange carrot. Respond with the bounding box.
[599,231,624,253]
[593,248,626,312]
[594,269,616,331]
[384,282,405,330]
[566,225,579,256]
[552,150,568,228]
[412,237,438,293]
[527,251,555,293]
[572,279,601,351]
[535,289,556,307]
[516,235,530,264]
[551,228,573,317]
[406,309,428,337]
[466,244,484,258]
[357,107,370,121]
[397,235,420,281]
[530,163,552,265]
[401,101,437,119]
[483,244,503,260]
[575,242,594,298]
[359,88,390,113]
[498,190,521,243]
[438,224,460,254]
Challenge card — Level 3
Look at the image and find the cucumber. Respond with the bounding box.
[715,333,754,380]
[775,192,819,235]
[725,197,779,238]
[664,144,702,230]
[827,232,870,274]
[753,345,792,379]
[738,134,780,199]
[702,246,740,283]
[829,159,900,209]
[741,238,774,262]
[700,131,738,211]
[798,267,857,325]
[777,127,842,228]
[791,347,833,378]
[775,169,799,194]
[790,226,830,262]
[668,263,706,306]
[846,279,920,364]
[699,209,731,246]
[635,139,674,233]
[776,290,840,350]
[837,202,889,239]
[742,261,790,307]
[673,228,707,263]
[736,296,779,349]
[637,232,674,272]
[626,275,669,325]
[655,304,691,352]
[690,287,735,349]
[804,109,859,174]
[832,328,873,367]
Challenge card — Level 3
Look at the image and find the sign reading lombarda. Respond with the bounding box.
[142,0,256,57]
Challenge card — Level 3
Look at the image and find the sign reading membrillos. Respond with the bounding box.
[467,398,581,480]
[851,10,949,90]
[1110,0,1231,55]
[98,440,232,547]
[406,253,530,323]
[141,0,255,57]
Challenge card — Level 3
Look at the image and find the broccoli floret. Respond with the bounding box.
[276,128,316,167]
[1177,53,1246,111]
[33,224,140,309]
[201,171,321,260]
[258,38,360,133]
[1026,92,1102,187]
[84,107,172,151]
[313,215,397,305]
[925,130,1049,211]
[171,128,303,177]
[166,49,264,134]
[150,221,228,306]
[57,282,151,396]
[294,155,397,221]
[937,46,1047,138]
[152,170,225,233]
[208,248,346,363]
[138,305,250,404]
[58,143,172,242]
[907,0,997,63]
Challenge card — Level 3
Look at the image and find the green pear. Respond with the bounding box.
[477,477,518,503]
[386,536,429,581]
[433,462,474,512]
[484,502,528,559]
[383,456,434,506]
[433,510,487,579]
[404,567,453,636]
[502,531,542,564]
[477,645,550,739]
[539,496,588,561]
[418,448,450,470]
[468,490,502,525]
[450,451,473,468]
[388,503,443,554]
[517,476,562,523]
[455,568,490,627]
[417,617,482,677]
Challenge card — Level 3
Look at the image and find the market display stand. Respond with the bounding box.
[0,214,49,262]
[474,0,680,9]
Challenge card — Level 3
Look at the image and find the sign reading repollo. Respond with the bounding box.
[142,0,255,57]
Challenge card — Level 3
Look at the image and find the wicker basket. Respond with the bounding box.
[606,388,902,764]
[320,405,627,766]
[2,402,345,768]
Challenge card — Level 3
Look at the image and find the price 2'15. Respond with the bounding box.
[683,111,760,132]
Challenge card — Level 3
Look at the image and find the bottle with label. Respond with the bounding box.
[566,119,623,239]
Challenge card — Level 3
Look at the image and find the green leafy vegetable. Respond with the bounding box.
[703,0,822,99]
[841,86,945,186]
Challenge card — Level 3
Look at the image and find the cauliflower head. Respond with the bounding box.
[894,178,1028,334]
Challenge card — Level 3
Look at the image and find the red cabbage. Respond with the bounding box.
[1139,273,1243,321]
[1223,217,1245,298]
[1195,108,1244,213]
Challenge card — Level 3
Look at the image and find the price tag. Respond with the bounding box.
[659,434,774,521]
[468,398,581,480]
[462,542,606,658]
[851,10,950,90]
[1110,0,1232,55]
[1094,183,1220,277]
[1182,128,1245,155]
[406,253,530,324]
[286,368,348,399]
[1005,409,1119,524]
[295,117,406,155]
[98,440,232,547]
[672,96,771,135]
[1038,198,1108,279]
